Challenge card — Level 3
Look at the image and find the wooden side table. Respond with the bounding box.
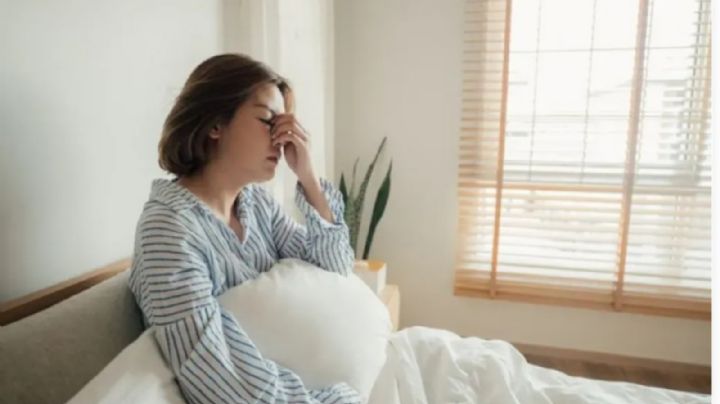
[380,285,400,331]
[354,260,400,331]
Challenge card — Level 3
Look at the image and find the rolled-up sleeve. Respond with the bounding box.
[264,178,355,276]
[130,207,361,404]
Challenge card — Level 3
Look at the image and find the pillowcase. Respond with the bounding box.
[68,258,391,403]
[218,258,392,400]
[67,329,185,404]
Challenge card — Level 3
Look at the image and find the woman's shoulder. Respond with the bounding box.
[132,201,209,265]
[133,204,208,259]
[136,178,206,230]
[137,199,200,232]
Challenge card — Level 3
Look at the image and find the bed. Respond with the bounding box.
[368,327,709,403]
[0,259,711,404]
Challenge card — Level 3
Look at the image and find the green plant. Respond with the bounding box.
[339,137,392,260]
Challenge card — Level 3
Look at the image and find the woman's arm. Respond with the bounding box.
[297,177,334,223]
[265,114,354,274]
[258,178,355,275]
[129,207,360,404]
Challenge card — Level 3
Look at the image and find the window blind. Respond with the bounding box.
[455,0,711,319]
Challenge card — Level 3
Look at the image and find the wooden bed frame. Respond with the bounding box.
[0,258,132,326]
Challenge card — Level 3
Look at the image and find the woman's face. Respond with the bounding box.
[210,82,285,183]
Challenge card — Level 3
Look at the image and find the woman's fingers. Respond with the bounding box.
[274,128,307,143]
[268,114,316,179]
[270,114,310,140]
[271,123,308,143]
[272,130,306,147]
[270,113,292,128]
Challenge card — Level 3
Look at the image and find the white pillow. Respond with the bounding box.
[67,329,185,404]
[69,258,391,404]
[218,258,392,400]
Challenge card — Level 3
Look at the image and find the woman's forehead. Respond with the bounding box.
[250,84,285,113]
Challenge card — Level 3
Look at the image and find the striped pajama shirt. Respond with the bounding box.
[128,177,361,404]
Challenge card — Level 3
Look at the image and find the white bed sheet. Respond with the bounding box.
[369,326,710,404]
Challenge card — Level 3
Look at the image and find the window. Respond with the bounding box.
[455,0,711,319]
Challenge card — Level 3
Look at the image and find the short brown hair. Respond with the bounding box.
[158,53,293,177]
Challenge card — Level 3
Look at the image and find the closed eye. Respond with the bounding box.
[258,118,273,127]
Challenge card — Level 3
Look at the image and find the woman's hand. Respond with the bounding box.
[271,113,315,182]
[271,114,334,223]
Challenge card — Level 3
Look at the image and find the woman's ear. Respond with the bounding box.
[209,123,222,140]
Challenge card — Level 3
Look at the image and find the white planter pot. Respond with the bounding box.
[353,260,386,295]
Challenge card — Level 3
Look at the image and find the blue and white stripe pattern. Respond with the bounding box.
[128,177,360,404]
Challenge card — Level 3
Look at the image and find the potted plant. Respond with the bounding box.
[339,137,391,291]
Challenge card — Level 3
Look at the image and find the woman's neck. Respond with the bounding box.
[178,164,249,222]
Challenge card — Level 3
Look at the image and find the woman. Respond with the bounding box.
[128,54,360,404]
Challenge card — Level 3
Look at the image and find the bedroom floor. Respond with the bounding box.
[523,354,711,395]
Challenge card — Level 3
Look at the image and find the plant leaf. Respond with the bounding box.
[354,137,387,239]
[339,173,355,254]
[363,161,391,260]
[339,173,348,210]
[349,158,359,197]
[345,197,359,257]
[343,161,360,256]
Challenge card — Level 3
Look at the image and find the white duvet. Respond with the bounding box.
[369,327,710,404]
[70,325,710,404]
[68,260,709,404]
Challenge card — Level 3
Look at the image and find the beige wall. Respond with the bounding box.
[334,0,711,365]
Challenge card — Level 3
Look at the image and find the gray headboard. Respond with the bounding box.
[0,270,144,404]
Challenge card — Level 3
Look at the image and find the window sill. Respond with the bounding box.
[453,280,710,321]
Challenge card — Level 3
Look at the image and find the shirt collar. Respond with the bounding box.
[149,178,253,218]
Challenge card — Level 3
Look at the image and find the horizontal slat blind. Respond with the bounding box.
[623,0,712,312]
[457,0,510,297]
[455,0,711,319]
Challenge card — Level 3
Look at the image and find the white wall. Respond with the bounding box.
[334,0,711,365]
[274,0,336,219]
[0,0,226,301]
[219,0,336,222]
[0,0,335,301]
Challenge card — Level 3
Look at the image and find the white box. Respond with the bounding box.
[353,260,386,295]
